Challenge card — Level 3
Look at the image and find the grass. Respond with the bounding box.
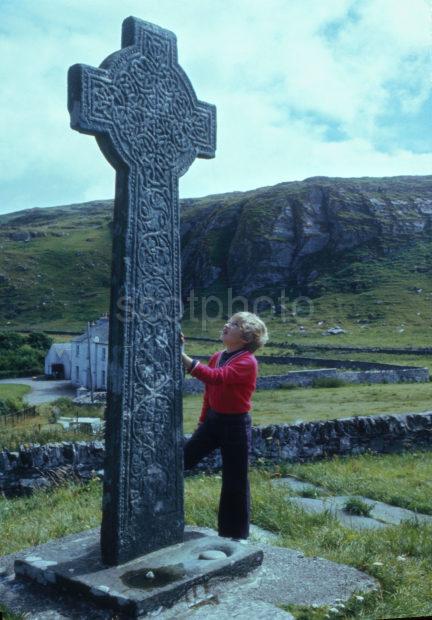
[0,384,30,407]
[185,456,432,620]
[1,452,430,619]
[343,497,373,517]
[183,381,432,432]
[282,451,432,515]
[1,180,432,350]
[0,398,104,450]
[0,379,430,446]
[0,476,102,557]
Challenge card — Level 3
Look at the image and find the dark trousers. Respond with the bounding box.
[184,409,252,539]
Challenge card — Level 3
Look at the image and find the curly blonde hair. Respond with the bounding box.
[231,311,269,353]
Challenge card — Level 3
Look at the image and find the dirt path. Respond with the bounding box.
[0,378,76,405]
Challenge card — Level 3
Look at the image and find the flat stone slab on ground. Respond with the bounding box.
[174,598,295,619]
[285,495,432,530]
[13,528,262,618]
[0,526,377,619]
[286,497,387,530]
[273,477,432,528]
[271,476,327,495]
[330,495,432,526]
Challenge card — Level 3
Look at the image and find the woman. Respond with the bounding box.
[181,311,268,540]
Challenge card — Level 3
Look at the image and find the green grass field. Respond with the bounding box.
[183,381,432,432]
[0,384,30,404]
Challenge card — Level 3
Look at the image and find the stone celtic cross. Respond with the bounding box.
[68,16,216,565]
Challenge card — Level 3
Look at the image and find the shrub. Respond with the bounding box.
[27,332,53,351]
[0,332,25,350]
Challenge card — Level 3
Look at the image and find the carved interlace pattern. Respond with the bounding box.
[69,19,215,561]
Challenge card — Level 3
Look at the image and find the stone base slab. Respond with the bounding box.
[13,527,263,617]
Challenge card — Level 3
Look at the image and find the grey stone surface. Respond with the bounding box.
[167,542,378,615]
[281,492,432,529]
[198,550,227,560]
[175,598,295,618]
[0,527,377,619]
[271,475,327,495]
[179,176,432,298]
[14,528,261,618]
[68,16,216,566]
[183,366,429,393]
[329,495,432,526]
[285,497,387,530]
[249,524,280,545]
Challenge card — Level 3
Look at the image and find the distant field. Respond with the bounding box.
[183,382,432,432]
[0,378,430,445]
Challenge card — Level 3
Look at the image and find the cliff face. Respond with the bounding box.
[180,176,432,296]
[0,175,431,326]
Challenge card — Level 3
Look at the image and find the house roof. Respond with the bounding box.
[50,343,72,352]
[70,317,109,345]
[47,342,72,360]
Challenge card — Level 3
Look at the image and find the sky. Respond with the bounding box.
[0,0,431,215]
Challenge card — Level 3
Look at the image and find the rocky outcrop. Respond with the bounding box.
[180,175,432,297]
[1,176,432,304]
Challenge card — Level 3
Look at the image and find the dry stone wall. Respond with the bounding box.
[1,412,431,496]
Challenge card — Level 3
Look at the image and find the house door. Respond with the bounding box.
[51,364,65,379]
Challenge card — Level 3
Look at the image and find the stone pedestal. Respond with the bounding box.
[14,527,263,618]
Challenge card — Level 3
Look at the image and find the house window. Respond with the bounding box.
[102,370,106,387]
[75,366,79,382]
[102,347,106,361]
[76,344,79,355]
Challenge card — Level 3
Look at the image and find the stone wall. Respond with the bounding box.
[73,356,429,403]
[186,337,432,356]
[183,366,429,394]
[0,441,104,497]
[1,412,431,496]
[257,355,426,371]
[290,344,432,355]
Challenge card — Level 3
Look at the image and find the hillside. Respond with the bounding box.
[0,175,432,342]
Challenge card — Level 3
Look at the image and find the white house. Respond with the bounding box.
[44,343,72,379]
[70,316,109,390]
[45,316,109,390]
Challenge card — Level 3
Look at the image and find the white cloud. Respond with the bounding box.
[0,0,431,214]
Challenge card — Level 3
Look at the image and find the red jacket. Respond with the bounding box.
[190,349,258,422]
